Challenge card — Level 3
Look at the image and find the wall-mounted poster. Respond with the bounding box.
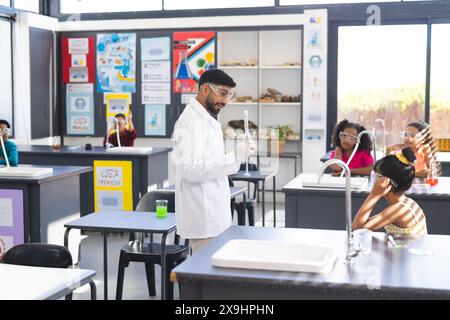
[62,37,95,83]
[97,33,136,93]
[173,31,215,93]
[145,104,166,136]
[66,86,94,135]
[142,82,170,105]
[105,93,131,120]
[0,189,24,260]
[93,160,133,212]
[142,60,171,83]
[141,37,170,61]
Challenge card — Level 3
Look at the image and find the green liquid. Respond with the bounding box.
[156,206,167,219]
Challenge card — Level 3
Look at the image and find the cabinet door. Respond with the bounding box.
[30,27,54,139]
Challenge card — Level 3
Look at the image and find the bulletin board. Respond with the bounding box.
[61,36,96,83]
[93,160,133,212]
[0,189,24,259]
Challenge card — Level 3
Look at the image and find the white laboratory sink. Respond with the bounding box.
[105,146,153,153]
[301,174,368,189]
[212,239,337,274]
[0,166,53,178]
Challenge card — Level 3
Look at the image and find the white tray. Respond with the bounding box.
[0,167,53,178]
[212,239,337,274]
[105,147,153,153]
[302,174,368,189]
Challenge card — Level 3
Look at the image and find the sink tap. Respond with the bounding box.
[105,117,121,148]
[319,159,356,262]
[373,119,386,155]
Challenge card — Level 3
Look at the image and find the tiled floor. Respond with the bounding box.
[71,202,285,300]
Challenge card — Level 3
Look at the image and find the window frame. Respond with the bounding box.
[0,16,14,137]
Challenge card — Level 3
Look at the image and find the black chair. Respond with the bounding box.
[1,243,96,300]
[115,190,189,300]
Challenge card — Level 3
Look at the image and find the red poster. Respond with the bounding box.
[62,36,95,83]
[173,31,215,93]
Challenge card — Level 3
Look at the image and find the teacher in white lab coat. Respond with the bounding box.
[172,69,257,254]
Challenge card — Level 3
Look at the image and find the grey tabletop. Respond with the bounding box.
[64,210,176,233]
[172,225,450,297]
[0,164,92,183]
[230,170,276,181]
[282,174,450,199]
[17,145,171,157]
[163,185,247,199]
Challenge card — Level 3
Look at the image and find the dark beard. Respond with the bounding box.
[205,94,221,116]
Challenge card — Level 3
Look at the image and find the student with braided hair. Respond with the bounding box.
[353,147,427,236]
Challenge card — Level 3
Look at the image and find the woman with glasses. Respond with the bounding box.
[329,119,374,175]
[352,147,427,236]
[0,119,18,166]
[386,121,440,178]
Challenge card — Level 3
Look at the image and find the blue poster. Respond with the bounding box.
[97,33,136,92]
[141,37,170,61]
[145,105,166,136]
[66,90,95,135]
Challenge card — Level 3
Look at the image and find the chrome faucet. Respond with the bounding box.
[341,130,377,181]
[105,117,121,148]
[373,119,386,155]
[319,159,358,262]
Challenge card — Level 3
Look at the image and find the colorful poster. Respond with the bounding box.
[145,105,166,136]
[142,82,170,105]
[142,60,171,83]
[0,189,24,259]
[62,37,95,83]
[97,33,136,93]
[141,37,170,61]
[173,31,215,93]
[69,38,89,54]
[93,160,133,212]
[66,88,94,135]
[105,93,131,120]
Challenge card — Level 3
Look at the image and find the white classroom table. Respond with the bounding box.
[0,263,96,300]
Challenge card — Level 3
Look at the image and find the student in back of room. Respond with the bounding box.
[0,119,18,166]
[352,147,427,237]
[329,119,374,175]
[386,121,440,178]
[103,111,137,147]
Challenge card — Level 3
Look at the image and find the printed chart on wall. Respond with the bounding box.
[173,31,215,93]
[93,160,133,212]
[66,83,95,135]
[62,37,95,83]
[97,33,136,93]
[0,190,24,259]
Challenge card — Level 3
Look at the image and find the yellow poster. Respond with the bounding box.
[93,160,133,212]
[105,93,131,120]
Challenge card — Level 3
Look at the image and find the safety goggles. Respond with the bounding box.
[376,173,398,188]
[400,131,418,139]
[207,84,234,100]
[339,131,357,143]
[0,128,10,134]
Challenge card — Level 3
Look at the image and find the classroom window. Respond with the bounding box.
[59,0,162,14]
[337,24,427,148]
[0,19,13,134]
[13,0,39,13]
[0,0,10,6]
[164,0,274,10]
[430,24,450,139]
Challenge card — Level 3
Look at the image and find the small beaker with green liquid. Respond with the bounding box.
[156,199,168,219]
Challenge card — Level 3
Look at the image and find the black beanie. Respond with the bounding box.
[198,69,236,88]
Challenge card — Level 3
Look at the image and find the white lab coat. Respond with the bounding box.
[172,98,239,239]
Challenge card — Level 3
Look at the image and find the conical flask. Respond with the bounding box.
[175,50,192,79]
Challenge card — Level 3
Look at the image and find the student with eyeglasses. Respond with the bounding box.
[0,119,18,166]
[329,119,374,175]
[386,121,440,178]
[352,147,427,236]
